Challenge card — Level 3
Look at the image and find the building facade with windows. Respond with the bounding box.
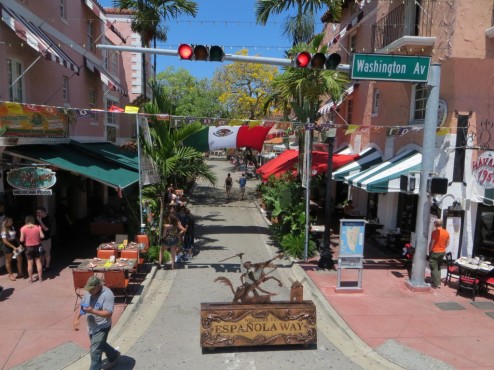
[0,0,149,257]
[321,0,494,260]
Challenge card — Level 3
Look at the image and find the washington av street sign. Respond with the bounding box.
[351,54,431,82]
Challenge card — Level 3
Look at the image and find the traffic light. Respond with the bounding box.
[177,44,225,62]
[294,52,341,70]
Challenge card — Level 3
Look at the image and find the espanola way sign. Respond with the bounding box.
[351,54,431,82]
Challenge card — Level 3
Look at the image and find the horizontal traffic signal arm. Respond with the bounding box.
[96,44,350,72]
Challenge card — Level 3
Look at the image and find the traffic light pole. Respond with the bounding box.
[96,44,351,72]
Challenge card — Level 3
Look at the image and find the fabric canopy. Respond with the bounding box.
[5,144,139,189]
[332,147,382,181]
[1,5,80,74]
[319,82,359,115]
[85,58,128,96]
[344,149,422,193]
[83,0,127,44]
[256,149,358,181]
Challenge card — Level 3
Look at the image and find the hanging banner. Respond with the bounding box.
[0,102,68,138]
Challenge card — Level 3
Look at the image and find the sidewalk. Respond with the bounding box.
[300,254,494,370]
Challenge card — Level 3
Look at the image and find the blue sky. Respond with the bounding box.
[99,0,327,79]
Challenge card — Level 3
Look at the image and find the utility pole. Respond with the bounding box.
[408,64,441,288]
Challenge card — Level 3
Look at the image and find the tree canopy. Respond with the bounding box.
[211,50,280,120]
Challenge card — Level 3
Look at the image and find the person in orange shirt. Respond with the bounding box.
[429,219,450,288]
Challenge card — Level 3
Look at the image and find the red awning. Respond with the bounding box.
[256,150,358,181]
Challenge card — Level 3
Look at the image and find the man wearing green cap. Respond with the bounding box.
[73,275,120,370]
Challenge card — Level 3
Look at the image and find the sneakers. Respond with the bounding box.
[102,351,120,369]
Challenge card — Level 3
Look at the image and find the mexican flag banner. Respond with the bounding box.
[183,125,271,152]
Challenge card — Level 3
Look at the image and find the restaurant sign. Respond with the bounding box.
[473,152,494,189]
[7,167,57,190]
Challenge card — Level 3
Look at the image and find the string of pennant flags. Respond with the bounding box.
[0,100,450,138]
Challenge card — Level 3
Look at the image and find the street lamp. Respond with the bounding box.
[323,126,337,252]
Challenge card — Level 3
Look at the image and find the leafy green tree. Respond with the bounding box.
[113,0,198,97]
[255,0,342,45]
[211,49,280,120]
[155,67,228,117]
[140,81,216,239]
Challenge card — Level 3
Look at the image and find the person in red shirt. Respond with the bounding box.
[20,215,44,283]
[428,219,450,288]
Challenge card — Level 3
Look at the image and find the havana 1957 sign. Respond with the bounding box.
[473,152,494,189]
[7,167,57,191]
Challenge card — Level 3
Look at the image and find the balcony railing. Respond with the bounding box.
[372,1,431,51]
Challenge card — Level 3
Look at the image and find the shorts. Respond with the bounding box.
[161,236,179,247]
[25,245,43,260]
[1,244,14,255]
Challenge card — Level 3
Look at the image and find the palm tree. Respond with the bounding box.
[113,0,198,98]
[265,33,348,122]
[140,80,216,240]
[255,0,342,45]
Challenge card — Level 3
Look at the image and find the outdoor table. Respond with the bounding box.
[98,241,142,251]
[78,258,137,272]
[454,257,494,276]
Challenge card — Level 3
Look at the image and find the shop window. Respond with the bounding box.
[397,193,418,235]
[86,21,94,51]
[105,99,117,125]
[7,58,24,102]
[372,88,380,115]
[60,0,67,20]
[106,126,117,143]
[411,83,427,121]
[62,76,69,102]
[366,193,378,220]
[346,99,354,124]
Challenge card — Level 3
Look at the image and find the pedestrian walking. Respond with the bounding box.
[159,213,186,270]
[73,276,120,370]
[429,219,450,288]
[238,173,247,200]
[36,207,52,271]
[1,216,25,280]
[225,173,233,200]
[20,215,44,283]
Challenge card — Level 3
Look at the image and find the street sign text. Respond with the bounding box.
[351,54,431,82]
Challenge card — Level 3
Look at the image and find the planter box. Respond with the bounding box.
[200,301,316,348]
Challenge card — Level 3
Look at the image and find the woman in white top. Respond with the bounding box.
[2,217,25,280]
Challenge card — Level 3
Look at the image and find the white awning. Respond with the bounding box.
[344,149,422,193]
[327,11,364,47]
[332,147,382,181]
[1,5,80,74]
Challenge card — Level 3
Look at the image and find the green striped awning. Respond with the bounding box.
[6,144,139,189]
[344,149,422,193]
[332,147,382,181]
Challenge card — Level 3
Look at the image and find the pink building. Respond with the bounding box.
[0,0,149,255]
[320,0,494,259]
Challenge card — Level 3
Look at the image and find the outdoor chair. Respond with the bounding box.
[456,266,480,301]
[103,269,129,303]
[72,269,94,311]
[444,252,460,286]
[97,249,118,260]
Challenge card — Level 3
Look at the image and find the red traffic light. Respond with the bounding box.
[295,52,311,68]
[178,44,194,60]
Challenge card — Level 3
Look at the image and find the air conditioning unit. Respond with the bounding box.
[400,174,417,194]
[427,177,448,195]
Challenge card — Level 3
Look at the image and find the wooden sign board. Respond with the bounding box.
[200,301,316,348]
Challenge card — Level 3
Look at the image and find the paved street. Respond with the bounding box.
[67,158,393,370]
